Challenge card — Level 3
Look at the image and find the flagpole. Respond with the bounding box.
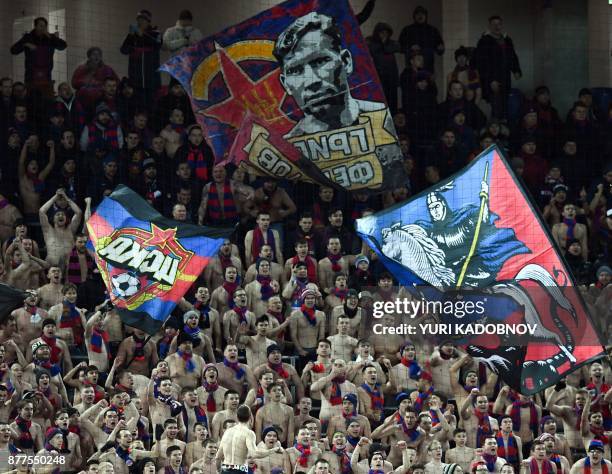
[456,162,489,289]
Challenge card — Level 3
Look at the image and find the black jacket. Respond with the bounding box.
[472,32,521,91]
[11,31,67,82]
[120,29,162,91]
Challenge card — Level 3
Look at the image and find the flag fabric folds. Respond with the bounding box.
[0,284,27,323]
[356,146,604,394]
[86,185,233,335]
[161,0,406,192]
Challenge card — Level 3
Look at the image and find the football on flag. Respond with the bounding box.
[111,272,141,298]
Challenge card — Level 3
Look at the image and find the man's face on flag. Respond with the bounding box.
[280,29,352,120]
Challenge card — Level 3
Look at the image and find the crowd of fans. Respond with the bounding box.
[0,2,610,474]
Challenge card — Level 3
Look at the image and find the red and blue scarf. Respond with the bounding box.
[257,275,274,301]
[294,443,311,467]
[252,227,276,262]
[361,383,384,414]
[401,357,422,380]
[207,182,238,225]
[301,304,317,326]
[496,431,519,464]
[202,381,218,412]
[223,357,245,380]
[332,445,352,474]
[90,327,110,358]
[178,350,196,373]
[509,400,538,434]
[330,376,345,406]
[475,409,493,447]
[60,300,84,346]
[194,301,211,329]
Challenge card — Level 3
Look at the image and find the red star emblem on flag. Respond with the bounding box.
[143,224,177,250]
[201,43,293,131]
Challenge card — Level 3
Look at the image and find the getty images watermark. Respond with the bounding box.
[363,287,539,340]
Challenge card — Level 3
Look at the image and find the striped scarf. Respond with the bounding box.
[60,300,84,346]
[294,443,311,467]
[300,304,317,326]
[186,144,209,181]
[584,457,609,474]
[509,400,538,434]
[332,445,352,474]
[223,280,239,309]
[399,418,420,441]
[90,327,110,358]
[202,381,218,412]
[87,121,119,150]
[42,335,62,363]
[401,357,422,380]
[66,247,95,284]
[182,405,207,441]
[361,383,384,413]
[207,181,238,225]
[252,227,276,262]
[496,431,519,464]
[330,376,345,406]
[475,409,493,447]
[429,409,440,427]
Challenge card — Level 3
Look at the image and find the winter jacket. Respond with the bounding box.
[472,32,521,92]
[10,31,67,82]
[120,28,162,92]
[71,63,119,108]
[162,22,203,55]
[367,23,400,86]
[398,22,444,72]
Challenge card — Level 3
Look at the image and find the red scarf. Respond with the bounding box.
[496,431,519,464]
[300,304,317,326]
[233,306,248,326]
[269,362,289,379]
[509,400,538,434]
[15,416,34,450]
[252,227,276,263]
[574,406,584,431]
[83,380,105,402]
[256,275,274,301]
[219,252,233,273]
[312,362,326,373]
[291,255,317,282]
[294,443,311,467]
[60,300,84,346]
[475,409,492,447]
[223,280,239,308]
[327,253,342,272]
[202,381,218,412]
[591,426,610,445]
[530,458,553,474]
[330,376,345,406]
[41,335,62,364]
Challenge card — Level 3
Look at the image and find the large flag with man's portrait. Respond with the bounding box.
[356,146,605,395]
[161,0,406,192]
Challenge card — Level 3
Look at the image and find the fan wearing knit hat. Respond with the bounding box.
[165,328,206,389]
